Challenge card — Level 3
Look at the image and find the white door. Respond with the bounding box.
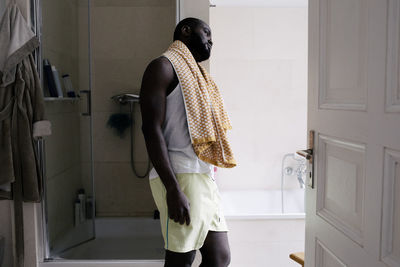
[305,0,400,266]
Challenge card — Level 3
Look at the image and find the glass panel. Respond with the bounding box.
[41,0,94,257]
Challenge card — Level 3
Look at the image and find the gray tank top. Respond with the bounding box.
[148,83,213,179]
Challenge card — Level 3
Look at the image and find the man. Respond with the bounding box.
[140,18,236,267]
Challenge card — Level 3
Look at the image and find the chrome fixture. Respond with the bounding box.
[281,153,306,189]
[111,93,140,105]
[281,153,306,213]
[111,93,151,178]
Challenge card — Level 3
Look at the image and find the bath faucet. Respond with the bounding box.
[295,162,306,189]
[111,93,140,105]
[296,170,305,188]
[281,153,306,189]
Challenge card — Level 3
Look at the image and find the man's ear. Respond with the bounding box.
[181,25,192,37]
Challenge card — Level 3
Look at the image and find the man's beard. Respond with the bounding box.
[189,33,211,62]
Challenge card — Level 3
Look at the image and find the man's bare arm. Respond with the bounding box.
[140,57,190,225]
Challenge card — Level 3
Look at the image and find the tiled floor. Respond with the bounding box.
[44,217,304,267]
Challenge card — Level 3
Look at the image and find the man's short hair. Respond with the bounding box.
[173,17,204,41]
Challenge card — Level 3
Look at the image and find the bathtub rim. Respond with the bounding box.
[225,213,305,220]
[40,259,164,267]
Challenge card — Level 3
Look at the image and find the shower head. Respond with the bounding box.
[111,93,140,105]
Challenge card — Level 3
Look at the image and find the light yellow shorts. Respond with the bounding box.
[149,173,228,253]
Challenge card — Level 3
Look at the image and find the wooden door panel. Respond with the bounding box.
[381,148,400,266]
[316,240,347,267]
[319,0,368,110]
[306,0,393,266]
[316,135,365,246]
[386,0,400,112]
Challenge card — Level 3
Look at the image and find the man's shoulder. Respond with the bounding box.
[147,56,173,73]
[142,56,177,88]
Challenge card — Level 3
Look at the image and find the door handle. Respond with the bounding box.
[297,131,315,188]
[296,149,313,161]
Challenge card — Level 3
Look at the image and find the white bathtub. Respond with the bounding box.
[220,189,306,267]
[221,189,305,219]
[41,189,305,267]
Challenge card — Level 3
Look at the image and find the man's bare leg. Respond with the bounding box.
[164,250,196,267]
[199,231,231,267]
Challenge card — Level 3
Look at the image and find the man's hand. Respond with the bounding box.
[166,188,191,225]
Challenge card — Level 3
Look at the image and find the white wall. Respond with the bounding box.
[180,0,209,22]
[210,7,308,191]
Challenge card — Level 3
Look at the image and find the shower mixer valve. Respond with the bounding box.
[111,93,140,105]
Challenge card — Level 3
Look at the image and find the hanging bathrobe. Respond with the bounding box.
[0,4,51,266]
[0,3,50,201]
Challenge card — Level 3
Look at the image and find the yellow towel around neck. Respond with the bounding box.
[163,40,236,168]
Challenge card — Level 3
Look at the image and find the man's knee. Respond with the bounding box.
[164,250,196,267]
[218,246,231,266]
[201,246,231,267]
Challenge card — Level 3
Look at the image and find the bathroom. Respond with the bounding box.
[0,0,307,266]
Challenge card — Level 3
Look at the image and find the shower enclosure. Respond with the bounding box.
[39,0,96,259]
[37,0,178,262]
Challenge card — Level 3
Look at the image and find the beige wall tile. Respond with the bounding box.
[93,111,130,162]
[80,162,93,198]
[79,115,92,163]
[92,58,144,112]
[44,102,81,179]
[47,165,82,244]
[92,110,149,163]
[89,4,175,112]
[91,6,174,60]
[42,0,80,92]
[94,162,156,216]
[91,0,174,7]
[78,5,90,92]
[80,2,173,217]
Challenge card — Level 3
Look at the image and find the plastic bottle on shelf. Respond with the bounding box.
[77,189,86,222]
[86,196,93,219]
[74,199,81,226]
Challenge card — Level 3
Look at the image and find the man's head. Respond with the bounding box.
[173,18,213,62]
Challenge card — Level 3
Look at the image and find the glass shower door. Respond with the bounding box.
[39,0,95,258]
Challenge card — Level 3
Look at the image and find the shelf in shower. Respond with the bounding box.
[44,97,80,102]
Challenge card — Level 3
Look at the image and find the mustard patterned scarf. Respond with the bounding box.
[163,40,236,168]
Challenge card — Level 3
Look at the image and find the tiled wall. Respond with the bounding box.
[210,7,308,191]
[90,0,175,217]
[42,0,92,245]
[42,0,80,95]
[44,101,83,244]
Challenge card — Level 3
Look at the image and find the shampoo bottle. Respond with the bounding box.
[78,189,86,222]
[51,66,63,98]
[74,199,81,226]
[86,196,93,219]
[62,74,76,97]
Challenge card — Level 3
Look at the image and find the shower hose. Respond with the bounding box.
[129,103,151,178]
